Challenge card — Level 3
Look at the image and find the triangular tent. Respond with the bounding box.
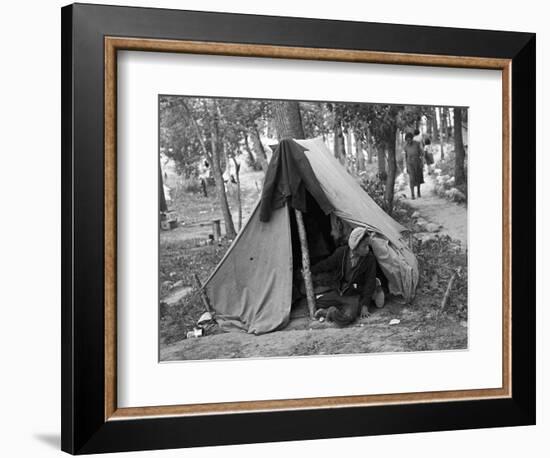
[204,137,419,334]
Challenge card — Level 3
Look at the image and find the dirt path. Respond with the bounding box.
[161,300,467,361]
[404,175,467,249]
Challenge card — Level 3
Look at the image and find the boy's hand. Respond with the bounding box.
[367,232,376,245]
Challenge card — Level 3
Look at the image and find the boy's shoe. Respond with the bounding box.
[372,278,385,308]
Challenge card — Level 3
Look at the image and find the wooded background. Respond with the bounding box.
[160,97,468,237]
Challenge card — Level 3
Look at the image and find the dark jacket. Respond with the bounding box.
[259,139,333,222]
[311,245,376,306]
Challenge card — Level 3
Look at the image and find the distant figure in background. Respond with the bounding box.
[424,137,435,175]
[404,132,424,199]
[413,128,424,147]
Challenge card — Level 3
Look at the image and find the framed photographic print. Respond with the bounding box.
[61,3,536,454]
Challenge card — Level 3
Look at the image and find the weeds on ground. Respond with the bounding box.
[359,177,386,210]
[160,239,230,346]
[392,200,467,321]
[413,235,467,320]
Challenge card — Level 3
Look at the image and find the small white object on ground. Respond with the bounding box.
[425,222,440,233]
[197,311,213,324]
[389,319,401,325]
[186,328,203,339]
[171,279,184,289]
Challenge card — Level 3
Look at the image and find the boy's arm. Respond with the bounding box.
[311,247,343,274]
[358,252,377,306]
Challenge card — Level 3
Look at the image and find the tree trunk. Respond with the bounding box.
[231,156,243,231]
[210,129,237,240]
[345,129,353,171]
[438,107,446,160]
[377,147,387,182]
[453,107,466,186]
[431,107,440,157]
[384,128,398,215]
[333,118,346,165]
[272,101,315,317]
[357,139,366,171]
[366,129,373,165]
[447,108,453,139]
[200,178,208,198]
[242,132,258,170]
[272,101,305,140]
[250,125,269,171]
[159,157,167,212]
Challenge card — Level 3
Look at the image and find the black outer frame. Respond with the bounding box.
[61,3,536,454]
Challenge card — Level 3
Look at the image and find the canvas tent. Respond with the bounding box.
[203,137,419,334]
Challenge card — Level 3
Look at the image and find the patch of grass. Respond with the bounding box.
[160,239,231,346]
[413,234,467,320]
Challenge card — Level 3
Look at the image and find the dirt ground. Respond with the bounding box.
[161,298,467,361]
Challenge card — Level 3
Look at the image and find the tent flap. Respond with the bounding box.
[204,204,293,334]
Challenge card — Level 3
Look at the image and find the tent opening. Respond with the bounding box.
[288,190,389,309]
[289,190,335,266]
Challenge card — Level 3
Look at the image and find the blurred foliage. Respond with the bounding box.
[359,175,386,209]
[433,147,468,203]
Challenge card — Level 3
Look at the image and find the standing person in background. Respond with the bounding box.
[404,132,424,199]
[413,128,424,147]
[424,137,435,175]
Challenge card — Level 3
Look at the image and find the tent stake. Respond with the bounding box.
[193,273,213,315]
[294,208,317,319]
[439,267,461,312]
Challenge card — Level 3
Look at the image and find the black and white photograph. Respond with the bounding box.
[0,0,543,456]
[159,96,468,361]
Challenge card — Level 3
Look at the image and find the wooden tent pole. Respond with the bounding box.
[294,208,316,319]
